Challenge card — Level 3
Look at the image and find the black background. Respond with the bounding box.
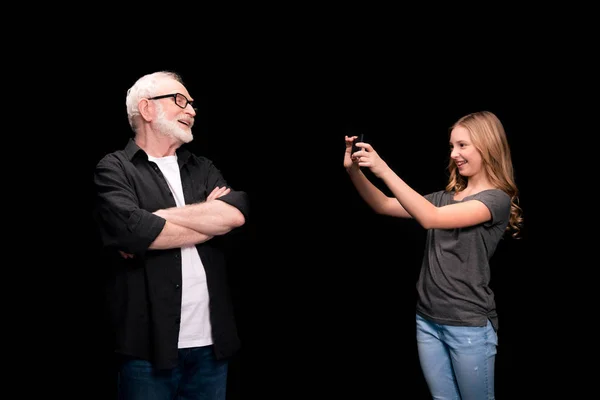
[84,62,537,399]
[15,21,592,398]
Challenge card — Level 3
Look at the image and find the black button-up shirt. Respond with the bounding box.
[93,139,249,369]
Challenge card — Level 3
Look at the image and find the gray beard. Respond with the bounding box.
[155,113,193,144]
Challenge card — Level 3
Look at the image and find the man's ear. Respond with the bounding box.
[138,98,154,122]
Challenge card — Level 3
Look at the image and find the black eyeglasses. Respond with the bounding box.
[148,93,196,111]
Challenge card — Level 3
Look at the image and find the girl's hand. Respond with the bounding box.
[353,141,389,178]
[344,135,360,170]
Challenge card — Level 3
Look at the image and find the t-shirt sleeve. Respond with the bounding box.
[424,190,446,205]
[472,190,511,228]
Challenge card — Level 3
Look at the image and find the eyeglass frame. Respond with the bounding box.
[147,93,197,111]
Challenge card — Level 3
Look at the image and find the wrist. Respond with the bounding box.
[376,164,392,179]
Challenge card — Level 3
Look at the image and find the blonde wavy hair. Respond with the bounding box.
[445,111,523,238]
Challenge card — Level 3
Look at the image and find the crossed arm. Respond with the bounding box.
[118,187,245,258]
[149,186,245,249]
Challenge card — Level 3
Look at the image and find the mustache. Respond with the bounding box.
[178,114,194,128]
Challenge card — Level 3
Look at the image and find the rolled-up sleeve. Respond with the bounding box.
[216,190,250,220]
[203,160,250,220]
[94,155,165,254]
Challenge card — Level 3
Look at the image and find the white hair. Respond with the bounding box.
[125,71,183,132]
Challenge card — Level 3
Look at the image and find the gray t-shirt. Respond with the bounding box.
[415,189,511,331]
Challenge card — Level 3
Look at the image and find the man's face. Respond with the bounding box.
[151,80,196,144]
[154,102,195,144]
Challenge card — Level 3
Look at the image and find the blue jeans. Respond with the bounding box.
[117,346,229,400]
[416,314,497,400]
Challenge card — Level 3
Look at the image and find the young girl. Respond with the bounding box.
[344,111,523,399]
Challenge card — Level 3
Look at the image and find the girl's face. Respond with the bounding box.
[449,126,484,178]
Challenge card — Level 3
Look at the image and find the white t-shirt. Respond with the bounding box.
[148,155,213,348]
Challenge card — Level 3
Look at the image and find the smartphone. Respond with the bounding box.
[352,133,364,155]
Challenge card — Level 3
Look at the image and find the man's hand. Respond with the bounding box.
[154,186,231,220]
[119,250,134,259]
[207,186,231,201]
